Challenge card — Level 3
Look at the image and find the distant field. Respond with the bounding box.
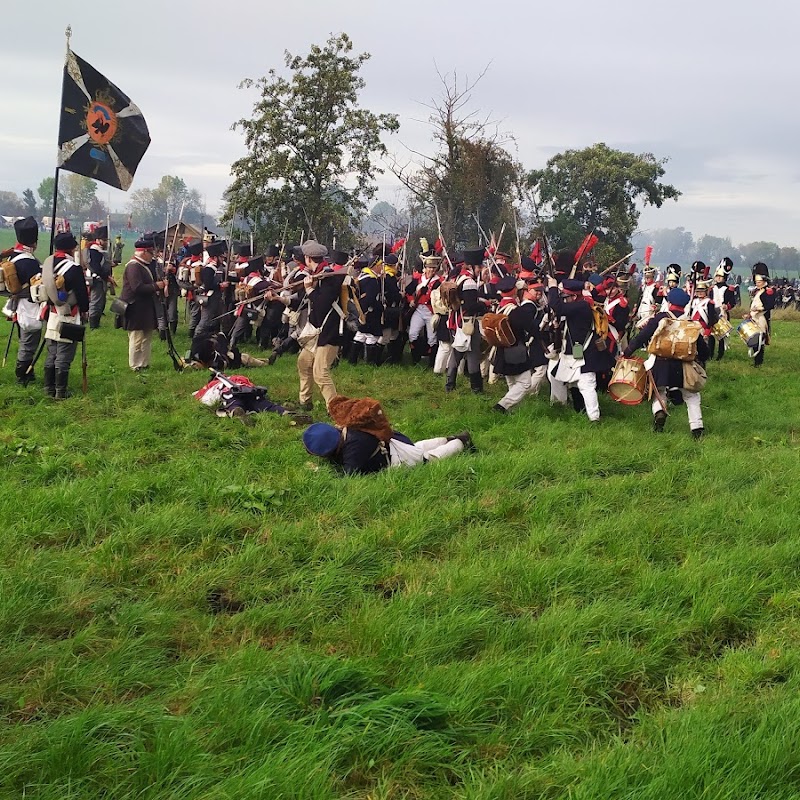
[0,302,799,798]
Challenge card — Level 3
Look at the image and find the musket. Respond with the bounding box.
[158,208,186,372]
[599,250,636,277]
[528,186,554,277]
[513,208,522,267]
[432,202,454,273]
[81,336,88,395]
[2,319,17,367]
[472,215,505,277]
[211,257,360,323]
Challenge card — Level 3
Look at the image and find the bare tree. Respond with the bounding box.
[388,66,522,249]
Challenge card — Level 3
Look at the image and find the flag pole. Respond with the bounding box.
[50,25,71,254]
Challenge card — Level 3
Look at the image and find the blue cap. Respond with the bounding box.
[561,279,584,293]
[496,275,517,293]
[667,287,690,307]
[302,423,341,457]
[587,273,603,286]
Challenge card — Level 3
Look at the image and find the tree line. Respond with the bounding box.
[0,175,209,233]
[631,228,800,276]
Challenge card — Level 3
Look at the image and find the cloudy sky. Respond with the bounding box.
[2,0,799,247]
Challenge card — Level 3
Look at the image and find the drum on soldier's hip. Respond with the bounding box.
[711,317,733,339]
[737,319,761,349]
[608,357,647,405]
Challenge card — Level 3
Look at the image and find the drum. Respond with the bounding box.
[737,320,761,349]
[608,357,647,405]
[710,317,733,339]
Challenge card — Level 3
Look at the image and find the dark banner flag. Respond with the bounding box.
[57,49,150,191]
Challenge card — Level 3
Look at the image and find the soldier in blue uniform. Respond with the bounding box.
[7,217,43,386]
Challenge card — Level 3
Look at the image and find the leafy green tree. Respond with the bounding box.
[226,33,399,249]
[61,174,99,217]
[21,189,37,217]
[37,177,65,217]
[127,176,204,231]
[0,191,24,216]
[695,234,734,268]
[739,241,781,271]
[528,143,680,258]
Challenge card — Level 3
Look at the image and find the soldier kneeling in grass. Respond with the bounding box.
[302,394,474,475]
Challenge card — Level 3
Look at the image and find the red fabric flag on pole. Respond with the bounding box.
[530,240,542,264]
[391,238,406,254]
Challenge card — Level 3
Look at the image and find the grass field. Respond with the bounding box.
[1,244,800,798]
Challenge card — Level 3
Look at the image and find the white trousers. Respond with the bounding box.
[550,371,600,421]
[408,306,436,347]
[353,331,379,345]
[389,436,463,466]
[652,387,703,430]
[498,371,532,410]
[527,364,549,396]
[433,342,451,374]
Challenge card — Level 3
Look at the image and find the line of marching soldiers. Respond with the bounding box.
[2,217,778,433]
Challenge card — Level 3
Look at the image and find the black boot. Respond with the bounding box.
[469,370,484,394]
[170,321,178,335]
[374,344,385,365]
[15,361,34,387]
[426,343,438,369]
[570,386,586,413]
[43,366,56,398]
[653,410,667,432]
[365,344,380,365]
[159,329,167,341]
[410,337,423,365]
[347,342,361,365]
[54,369,71,400]
[89,318,100,330]
[385,335,405,364]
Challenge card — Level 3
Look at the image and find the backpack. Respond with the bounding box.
[1,258,22,295]
[647,314,703,361]
[481,310,517,347]
[438,280,461,310]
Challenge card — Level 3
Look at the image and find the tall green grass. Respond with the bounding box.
[0,305,799,799]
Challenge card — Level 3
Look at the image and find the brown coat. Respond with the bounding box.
[120,258,159,331]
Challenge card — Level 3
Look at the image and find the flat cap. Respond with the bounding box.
[301,240,328,259]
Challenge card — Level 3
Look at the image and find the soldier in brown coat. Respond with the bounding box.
[120,234,165,371]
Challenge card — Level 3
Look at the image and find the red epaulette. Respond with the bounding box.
[766,288,774,295]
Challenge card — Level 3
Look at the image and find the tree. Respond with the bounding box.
[226,33,399,249]
[0,191,24,216]
[739,241,781,271]
[528,143,681,259]
[22,189,37,217]
[390,69,523,249]
[127,176,204,231]
[695,234,734,268]
[38,177,65,217]
[62,174,101,217]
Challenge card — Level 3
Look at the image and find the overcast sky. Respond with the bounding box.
[2,0,799,249]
